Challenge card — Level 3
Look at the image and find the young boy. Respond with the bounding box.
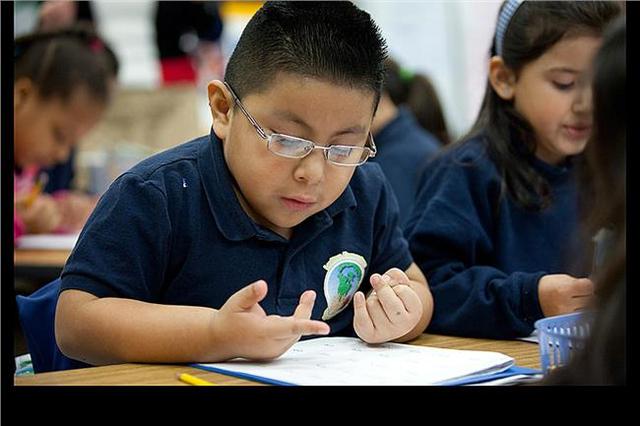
[56,2,433,365]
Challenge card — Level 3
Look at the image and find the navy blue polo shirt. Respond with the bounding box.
[371,106,441,226]
[60,130,413,337]
[404,134,585,339]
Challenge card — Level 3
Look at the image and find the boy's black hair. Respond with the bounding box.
[465,1,621,211]
[224,1,387,111]
[15,23,119,105]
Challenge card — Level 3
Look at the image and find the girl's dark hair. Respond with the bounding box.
[465,1,621,210]
[14,23,119,105]
[224,1,387,111]
[384,58,451,145]
[543,16,626,385]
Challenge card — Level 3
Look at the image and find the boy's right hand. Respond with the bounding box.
[538,274,594,317]
[214,280,330,361]
[17,194,63,234]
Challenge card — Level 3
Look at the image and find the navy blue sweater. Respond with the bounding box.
[405,135,585,338]
[372,107,441,226]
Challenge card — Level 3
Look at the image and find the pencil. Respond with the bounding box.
[22,173,49,208]
[177,372,217,386]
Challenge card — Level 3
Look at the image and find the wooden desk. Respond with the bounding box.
[14,334,540,386]
[14,249,71,268]
[14,249,71,283]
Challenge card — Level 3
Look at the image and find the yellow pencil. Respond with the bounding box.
[22,173,48,208]
[177,373,217,386]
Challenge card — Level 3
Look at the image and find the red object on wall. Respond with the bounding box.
[160,56,197,85]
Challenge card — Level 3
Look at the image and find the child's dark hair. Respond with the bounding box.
[587,16,626,236]
[384,58,450,145]
[543,16,626,385]
[584,15,626,295]
[224,1,387,111]
[15,23,119,105]
[466,1,621,211]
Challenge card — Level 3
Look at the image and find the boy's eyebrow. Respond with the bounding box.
[272,109,367,137]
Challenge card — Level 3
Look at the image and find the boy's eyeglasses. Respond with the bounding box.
[224,82,377,167]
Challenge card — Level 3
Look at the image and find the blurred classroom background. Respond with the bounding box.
[11,0,501,364]
[14,0,500,198]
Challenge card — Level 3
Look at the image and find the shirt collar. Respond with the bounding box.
[325,180,356,218]
[198,130,258,241]
[197,129,357,242]
[529,153,575,183]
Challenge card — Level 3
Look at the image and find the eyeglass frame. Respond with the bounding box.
[223,81,377,166]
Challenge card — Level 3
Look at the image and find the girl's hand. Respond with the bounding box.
[538,274,594,317]
[17,194,63,234]
[55,192,98,232]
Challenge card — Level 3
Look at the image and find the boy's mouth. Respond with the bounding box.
[280,196,317,212]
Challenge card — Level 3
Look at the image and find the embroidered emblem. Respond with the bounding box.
[322,251,367,320]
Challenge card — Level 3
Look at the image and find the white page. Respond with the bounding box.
[17,233,80,250]
[197,337,514,385]
[516,330,539,344]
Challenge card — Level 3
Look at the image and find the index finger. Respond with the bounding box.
[264,315,330,339]
[292,290,316,320]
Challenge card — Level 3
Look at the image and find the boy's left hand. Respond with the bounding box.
[353,268,423,344]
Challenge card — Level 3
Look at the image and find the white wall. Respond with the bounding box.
[92,0,160,88]
[216,1,502,140]
[360,0,501,139]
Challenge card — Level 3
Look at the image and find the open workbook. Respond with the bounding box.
[193,337,538,386]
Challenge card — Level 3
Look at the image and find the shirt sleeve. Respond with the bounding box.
[405,160,544,338]
[60,172,172,302]
[369,171,414,276]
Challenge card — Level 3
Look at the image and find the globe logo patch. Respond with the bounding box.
[322,252,367,320]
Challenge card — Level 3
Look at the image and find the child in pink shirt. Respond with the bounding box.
[14,25,117,244]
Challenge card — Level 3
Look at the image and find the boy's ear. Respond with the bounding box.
[14,77,36,112]
[488,56,516,101]
[208,80,233,140]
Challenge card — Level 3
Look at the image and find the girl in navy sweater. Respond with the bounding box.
[405,1,622,338]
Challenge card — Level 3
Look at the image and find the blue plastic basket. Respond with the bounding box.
[534,312,594,373]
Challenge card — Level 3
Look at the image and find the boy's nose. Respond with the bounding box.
[293,150,326,185]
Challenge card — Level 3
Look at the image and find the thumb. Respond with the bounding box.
[226,280,268,311]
